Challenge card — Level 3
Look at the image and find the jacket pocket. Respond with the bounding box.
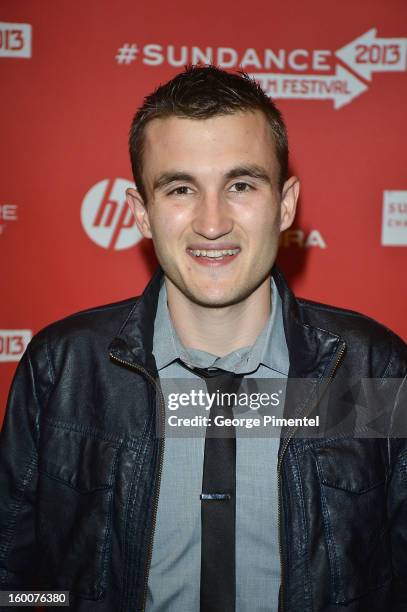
[313,439,391,604]
[37,420,121,600]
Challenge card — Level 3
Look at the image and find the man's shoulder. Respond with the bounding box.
[297,296,402,340]
[29,296,140,354]
[297,296,406,373]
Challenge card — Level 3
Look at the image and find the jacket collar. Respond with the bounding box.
[272,265,345,379]
[108,266,163,373]
[108,264,345,380]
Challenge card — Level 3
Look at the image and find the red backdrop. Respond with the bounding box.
[1,0,406,420]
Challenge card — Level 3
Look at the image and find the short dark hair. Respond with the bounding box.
[129,65,289,202]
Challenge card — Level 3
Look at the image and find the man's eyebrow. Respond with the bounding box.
[225,165,272,184]
[153,172,195,191]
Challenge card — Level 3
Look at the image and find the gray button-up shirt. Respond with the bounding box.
[146,277,289,611]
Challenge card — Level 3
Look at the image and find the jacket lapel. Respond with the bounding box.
[108,267,163,374]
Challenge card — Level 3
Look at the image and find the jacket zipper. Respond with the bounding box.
[109,353,166,612]
[276,342,346,612]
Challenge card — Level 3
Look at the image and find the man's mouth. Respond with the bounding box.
[186,247,241,266]
[187,248,240,260]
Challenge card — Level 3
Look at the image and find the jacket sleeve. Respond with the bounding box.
[0,344,43,594]
[386,332,407,610]
[388,438,407,610]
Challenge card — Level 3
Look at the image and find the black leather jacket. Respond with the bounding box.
[0,265,406,612]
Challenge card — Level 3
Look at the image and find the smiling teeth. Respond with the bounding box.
[190,248,239,258]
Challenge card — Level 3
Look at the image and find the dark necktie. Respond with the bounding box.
[188,365,244,612]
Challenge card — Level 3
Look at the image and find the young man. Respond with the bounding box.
[0,66,406,612]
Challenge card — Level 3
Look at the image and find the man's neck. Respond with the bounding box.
[165,277,272,357]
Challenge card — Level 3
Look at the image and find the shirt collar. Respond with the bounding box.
[153,276,289,375]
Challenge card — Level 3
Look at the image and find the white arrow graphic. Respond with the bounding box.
[335,29,407,81]
[250,65,368,110]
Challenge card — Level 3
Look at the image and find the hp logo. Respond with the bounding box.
[81,178,142,250]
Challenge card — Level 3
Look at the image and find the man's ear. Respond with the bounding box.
[126,187,152,239]
[280,176,300,232]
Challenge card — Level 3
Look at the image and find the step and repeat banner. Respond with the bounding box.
[1,1,406,418]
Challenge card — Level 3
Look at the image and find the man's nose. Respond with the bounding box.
[191,192,233,239]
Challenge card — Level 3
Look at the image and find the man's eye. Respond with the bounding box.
[168,185,192,195]
[230,182,252,192]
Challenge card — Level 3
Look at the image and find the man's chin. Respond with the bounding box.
[183,286,250,309]
[164,270,258,308]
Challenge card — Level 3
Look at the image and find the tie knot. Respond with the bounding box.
[192,366,238,379]
[189,366,243,397]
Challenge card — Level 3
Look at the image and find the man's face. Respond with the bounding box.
[127,110,299,308]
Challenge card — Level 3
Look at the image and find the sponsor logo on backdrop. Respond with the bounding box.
[0,330,32,362]
[0,204,18,235]
[115,29,407,108]
[0,22,32,58]
[280,229,326,248]
[81,178,142,250]
[381,191,407,246]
